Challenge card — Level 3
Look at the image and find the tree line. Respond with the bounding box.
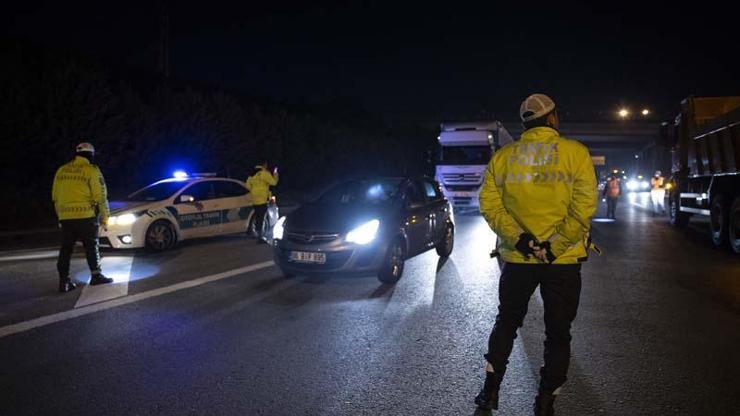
[0,40,434,230]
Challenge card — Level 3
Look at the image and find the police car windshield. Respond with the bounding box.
[128,181,186,201]
[319,179,402,205]
[438,145,492,165]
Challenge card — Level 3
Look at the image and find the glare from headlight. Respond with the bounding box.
[640,181,649,190]
[346,219,380,245]
[626,180,638,191]
[273,216,286,240]
[109,213,137,226]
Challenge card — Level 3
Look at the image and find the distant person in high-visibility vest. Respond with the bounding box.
[52,142,113,293]
[650,171,666,216]
[603,174,622,219]
[246,159,278,244]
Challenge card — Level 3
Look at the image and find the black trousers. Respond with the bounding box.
[57,218,101,280]
[606,196,619,219]
[485,263,582,393]
[252,204,268,238]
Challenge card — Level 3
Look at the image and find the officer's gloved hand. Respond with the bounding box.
[515,233,539,258]
[533,241,557,263]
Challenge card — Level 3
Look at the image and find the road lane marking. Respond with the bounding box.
[0,250,59,262]
[0,260,275,339]
[74,256,135,308]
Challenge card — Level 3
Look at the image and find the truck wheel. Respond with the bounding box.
[728,196,740,254]
[669,192,690,228]
[709,195,729,247]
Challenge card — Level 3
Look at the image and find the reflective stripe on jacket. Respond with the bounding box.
[246,166,278,205]
[479,127,597,264]
[52,156,110,222]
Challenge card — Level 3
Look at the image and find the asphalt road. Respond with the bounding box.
[1,193,739,415]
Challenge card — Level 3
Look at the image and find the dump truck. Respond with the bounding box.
[665,96,740,253]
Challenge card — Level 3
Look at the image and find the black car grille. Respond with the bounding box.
[286,231,340,245]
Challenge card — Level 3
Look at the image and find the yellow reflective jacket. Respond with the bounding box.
[52,156,110,222]
[246,166,278,205]
[479,127,597,264]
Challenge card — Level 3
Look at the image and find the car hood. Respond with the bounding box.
[286,203,396,233]
[109,200,161,216]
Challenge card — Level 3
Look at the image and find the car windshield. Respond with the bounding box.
[127,181,186,202]
[319,179,402,205]
[438,145,492,165]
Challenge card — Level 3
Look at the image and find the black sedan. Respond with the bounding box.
[272,177,455,283]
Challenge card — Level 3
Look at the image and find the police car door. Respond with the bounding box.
[174,181,222,238]
[213,180,251,234]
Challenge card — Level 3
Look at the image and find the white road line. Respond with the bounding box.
[74,256,135,308]
[0,260,275,339]
[0,250,59,262]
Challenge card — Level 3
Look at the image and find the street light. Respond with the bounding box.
[641,109,650,116]
[618,108,630,118]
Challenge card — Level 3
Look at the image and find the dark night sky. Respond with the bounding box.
[3,1,739,121]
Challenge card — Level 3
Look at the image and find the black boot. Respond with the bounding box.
[90,273,113,285]
[59,278,77,293]
[534,391,556,416]
[474,371,504,410]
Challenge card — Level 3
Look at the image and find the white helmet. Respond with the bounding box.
[76,142,95,153]
[654,170,662,176]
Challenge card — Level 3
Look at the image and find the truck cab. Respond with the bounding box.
[434,121,512,212]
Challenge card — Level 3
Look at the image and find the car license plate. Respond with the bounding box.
[289,251,326,264]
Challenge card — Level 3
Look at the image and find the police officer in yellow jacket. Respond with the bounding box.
[474,94,597,415]
[52,142,113,292]
[246,159,278,244]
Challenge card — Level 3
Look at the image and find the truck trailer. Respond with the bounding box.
[666,96,740,253]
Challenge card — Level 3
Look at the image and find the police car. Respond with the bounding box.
[100,172,278,251]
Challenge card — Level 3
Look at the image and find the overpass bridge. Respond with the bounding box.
[502,121,665,176]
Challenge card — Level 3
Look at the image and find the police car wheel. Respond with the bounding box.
[146,220,176,252]
[378,238,405,284]
[710,195,729,247]
[435,223,454,258]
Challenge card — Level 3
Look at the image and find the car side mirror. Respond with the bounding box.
[179,194,195,203]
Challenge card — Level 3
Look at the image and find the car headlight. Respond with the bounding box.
[273,216,286,240]
[346,219,380,245]
[640,181,649,190]
[108,213,137,226]
[626,180,638,191]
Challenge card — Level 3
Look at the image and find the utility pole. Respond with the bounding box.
[157,1,170,78]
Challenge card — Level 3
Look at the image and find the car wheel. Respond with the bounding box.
[728,196,740,254]
[710,194,728,247]
[669,192,690,228]
[435,223,454,257]
[378,238,405,284]
[145,220,176,252]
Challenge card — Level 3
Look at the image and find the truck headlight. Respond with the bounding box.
[273,216,286,240]
[108,213,137,226]
[346,219,380,245]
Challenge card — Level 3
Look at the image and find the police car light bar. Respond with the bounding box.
[173,170,188,179]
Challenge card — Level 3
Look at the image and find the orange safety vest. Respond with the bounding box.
[606,178,621,197]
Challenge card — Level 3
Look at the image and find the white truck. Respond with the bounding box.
[435,121,513,212]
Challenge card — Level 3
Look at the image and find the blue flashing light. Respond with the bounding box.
[173,170,188,179]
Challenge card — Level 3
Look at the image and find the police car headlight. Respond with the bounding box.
[346,219,380,245]
[109,213,137,226]
[273,216,286,240]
